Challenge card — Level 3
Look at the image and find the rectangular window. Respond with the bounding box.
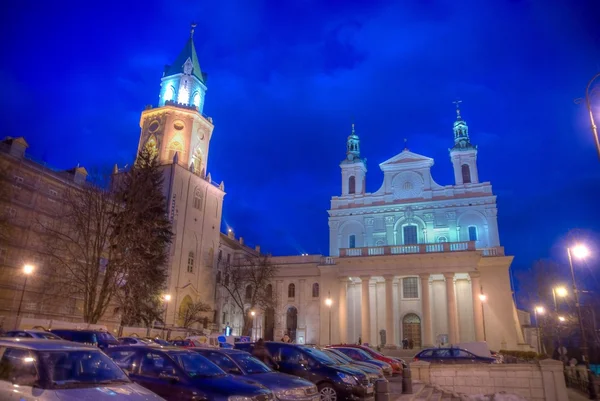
[187,252,194,273]
[403,225,418,245]
[349,235,356,249]
[468,226,478,241]
[403,277,419,299]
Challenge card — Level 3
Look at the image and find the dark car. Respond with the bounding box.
[193,348,319,401]
[3,329,62,340]
[328,345,402,376]
[327,347,394,377]
[320,348,385,383]
[106,345,274,401]
[236,342,374,401]
[50,329,120,351]
[413,347,497,364]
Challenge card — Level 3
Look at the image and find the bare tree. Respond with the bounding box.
[177,300,212,329]
[220,254,279,336]
[41,172,125,324]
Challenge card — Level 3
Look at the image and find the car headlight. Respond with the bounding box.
[275,388,306,399]
[337,372,357,385]
[305,386,318,395]
[228,397,254,401]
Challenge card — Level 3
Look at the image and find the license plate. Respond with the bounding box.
[366,387,373,394]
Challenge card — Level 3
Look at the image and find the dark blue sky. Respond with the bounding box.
[2,0,600,308]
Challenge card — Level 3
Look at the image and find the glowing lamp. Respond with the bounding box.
[163,294,171,302]
[23,264,34,275]
[325,298,333,307]
[251,311,256,316]
[571,244,590,259]
[479,294,487,302]
[555,287,568,297]
[558,316,566,322]
[535,306,545,314]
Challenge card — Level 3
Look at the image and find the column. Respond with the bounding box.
[275,280,283,338]
[469,272,485,342]
[339,278,348,344]
[419,274,433,347]
[384,275,396,348]
[298,279,306,328]
[444,273,459,344]
[360,276,371,344]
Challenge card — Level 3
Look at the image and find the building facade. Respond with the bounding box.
[221,107,527,352]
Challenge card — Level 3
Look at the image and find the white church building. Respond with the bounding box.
[218,107,527,352]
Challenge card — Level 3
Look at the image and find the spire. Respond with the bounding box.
[344,122,362,162]
[164,23,206,83]
[451,100,475,151]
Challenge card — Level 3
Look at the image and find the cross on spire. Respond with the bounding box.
[190,22,197,38]
[404,138,408,150]
[453,99,462,118]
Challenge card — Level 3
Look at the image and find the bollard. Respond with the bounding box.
[375,378,390,401]
[402,366,413,394]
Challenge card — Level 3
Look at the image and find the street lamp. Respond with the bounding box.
[478,293,487,341]
[15,264,35,329]
[575,72,600,160]
[250,311,256,341]
[567,243,597,399]
[325,293,333,345]
[551,286,567,349]
[558,316,566,322]
[162,294,171,337]
[533,306,545,355]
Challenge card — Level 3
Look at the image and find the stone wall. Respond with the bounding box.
[410,359,568,401]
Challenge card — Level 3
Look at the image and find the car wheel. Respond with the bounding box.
[318,383,337,401]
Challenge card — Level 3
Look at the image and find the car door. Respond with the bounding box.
[277,346,312,380]
[0,347,40,400]
[136,350,196,401]
[452,349,476,364]
[432,349,453,364]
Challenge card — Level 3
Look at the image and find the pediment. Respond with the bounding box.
[379,149,434,171]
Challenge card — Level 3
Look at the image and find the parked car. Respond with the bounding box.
[193,348,319,401]
[146,338,171,346]
[170,339,193,347]
[236,342,374,401]
[0,338,163,400]
[50,328,121,351]
[320,348,385,383]
[106,345,274,401]
[3,329,62,340]
[120,337,158,346]
[413,347,497,364]
[327,347,394,377]
[328,345,402,375]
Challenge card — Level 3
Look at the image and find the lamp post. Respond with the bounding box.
[567,244,597,399]
[479,293,487,341]
[576,72,600,160]
[162,294,171,338]
[251,311,256,341]
[534,306,545,354]
[325,292,333,345]
[15,264,34,329]
[552,286,567,349]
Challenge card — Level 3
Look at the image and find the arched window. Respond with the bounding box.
[312,283,320,298]
[164,85,175,102]
[216,271,221,284]
[245,285,252,302]
[167,141,183,163]
[266,284,273,299]
[468,226,478,241]
[288,283,295,298]
[218,250,222,261]
[193,188,203,210]
[192,92,201,108]
[403,225,418,245]
[461,164,471,184]
[187,252,195,273]
[349,234,356,249]
[437,236,448,243]
[192,148,203,175]
[348,176,356,194]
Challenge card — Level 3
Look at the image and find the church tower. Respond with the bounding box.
[449,101,479,185]
[340,123,367,195]
[137,24,213,176]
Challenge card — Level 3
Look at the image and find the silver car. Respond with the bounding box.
[0,338,164,400]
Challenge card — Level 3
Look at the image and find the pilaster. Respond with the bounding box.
[420,273,433,347]
[360,275,371,345]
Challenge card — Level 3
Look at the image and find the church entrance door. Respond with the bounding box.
[402,313,422,349]
[264,307,275,341]
[286,307,298,342]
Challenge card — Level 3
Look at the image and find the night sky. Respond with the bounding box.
[2,0,600,309]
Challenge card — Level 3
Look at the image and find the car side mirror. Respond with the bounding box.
[228,367,242,375]
[159,372,179,383]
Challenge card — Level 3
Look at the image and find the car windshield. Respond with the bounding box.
[168,352,226,378]
[322,350,346,364]
[97,332,118,342]
[302,347,336,365]
[39,350,129,389]
[33,332,62,340]
[327,349,353,363]
[230,353,272,374]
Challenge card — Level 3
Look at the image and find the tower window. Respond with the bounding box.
[187,251,195,273]
[216,271,221,284]
[403,225,418,245]
[468,226,478,242]
[288,283,295,298]
[164,85,175,102]
[312,283,320,298]
[461,164,471,184]
[349,234,356,249]
[348,176,356,194]
[192,92,201,108]
[193,189,203,210]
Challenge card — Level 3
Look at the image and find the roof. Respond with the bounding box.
[164,37,205,83]
[379,149,433,167]
[0,338,98,351]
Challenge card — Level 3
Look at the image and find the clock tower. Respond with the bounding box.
[137,24,213,176]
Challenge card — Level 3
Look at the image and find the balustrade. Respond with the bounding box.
[339,241,505,257]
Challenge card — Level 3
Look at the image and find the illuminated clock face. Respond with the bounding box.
[148,120,160,133]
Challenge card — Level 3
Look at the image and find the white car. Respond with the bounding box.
[118,337,158,346]
[0,338,164,400]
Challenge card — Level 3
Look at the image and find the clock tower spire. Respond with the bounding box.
[449,101,479,185]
